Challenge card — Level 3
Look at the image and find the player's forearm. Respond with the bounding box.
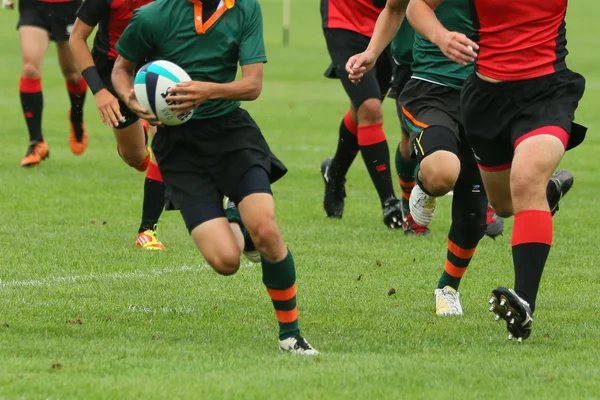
[111,58,135,102]
[365,0,408,57]
[406,0,448,48]
[69,35,95,72]
[206,76,262,102]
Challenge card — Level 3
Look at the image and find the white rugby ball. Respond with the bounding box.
[134,60,193,126]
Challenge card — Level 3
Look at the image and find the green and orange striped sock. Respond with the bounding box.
[437,236,477,291]
[261,250,299,340]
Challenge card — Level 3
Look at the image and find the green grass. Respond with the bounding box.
[1,1,600,398]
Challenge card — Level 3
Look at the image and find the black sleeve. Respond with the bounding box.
[372,0,386,8]
[76,0,111,27]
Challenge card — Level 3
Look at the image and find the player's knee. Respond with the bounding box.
[356,99,383,125]
[207,251,241,276]
[420,152,460,196]
[63,70,82,84]
[21,62,41,80]
[248,219,281,254]
[118,148,146,168]
[489,200,513,218]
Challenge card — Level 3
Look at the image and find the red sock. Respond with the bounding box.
[146,159,163,182]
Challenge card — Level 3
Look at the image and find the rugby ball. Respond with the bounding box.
[134,60,193,126]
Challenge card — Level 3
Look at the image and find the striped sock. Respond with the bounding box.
[262,250,299,340]
[438,238,477,291]
[394,145,416,202]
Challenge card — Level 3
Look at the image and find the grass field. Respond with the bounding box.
[1,1,600,399]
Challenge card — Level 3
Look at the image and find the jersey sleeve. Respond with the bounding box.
[76,0,111,27]
[115,7,157,64]
[238,0,267,66]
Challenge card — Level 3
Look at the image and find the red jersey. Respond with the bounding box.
[321,0,381,38]
[76,0,153,61]
[471,0,568,81]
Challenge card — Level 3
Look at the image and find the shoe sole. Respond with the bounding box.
[488,287,532,342]
[21,151,50,167]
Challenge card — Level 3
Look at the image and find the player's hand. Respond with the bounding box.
[166,81,213,115]
[1,0,14,10]
[94,89,123,128]
[126,89,162,126]
[345,50,378,84]
[436,31,478,65]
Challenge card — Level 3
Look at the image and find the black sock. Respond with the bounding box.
[512,210,553,313]
[329,114,359,181]
[67,80,87,140]
[20,83,43,142]
[139,178,165,233]
[359,123,395,205]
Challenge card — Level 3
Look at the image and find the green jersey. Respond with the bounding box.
[391,20,415,66]
[411,0,473,90]
[116,0,267,119]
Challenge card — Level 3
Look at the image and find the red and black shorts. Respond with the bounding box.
[323,28,394,109]
[17,0,81,42]
[461,69,587,171]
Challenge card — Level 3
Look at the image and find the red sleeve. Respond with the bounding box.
[76,0,111,27]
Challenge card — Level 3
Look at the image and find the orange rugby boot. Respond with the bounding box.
[20,140,49,167]
[68,111,88,155]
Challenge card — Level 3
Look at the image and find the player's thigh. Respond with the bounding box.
[19,26,50,76]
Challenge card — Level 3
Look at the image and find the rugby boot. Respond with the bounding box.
[20,140,49,167]
[547,170,574,216]
[320,157,346,218]
[488,287,533,342]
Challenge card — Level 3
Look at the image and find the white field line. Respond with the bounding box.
[0,264,224,289]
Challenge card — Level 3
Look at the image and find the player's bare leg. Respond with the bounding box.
[114,119,150,170]
[56,41,88,155]
[18,26,49,167]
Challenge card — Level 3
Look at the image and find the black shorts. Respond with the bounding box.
[387,64,413,100]
[152,107,287,211]
[95,54,139,129]
[398,79,473,162]
[461,69,587,171]
[323,28,394,109]
[17,0,81,42]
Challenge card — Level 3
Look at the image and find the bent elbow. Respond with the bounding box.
[248,84,262,101]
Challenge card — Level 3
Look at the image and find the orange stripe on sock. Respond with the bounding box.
[448,239,476,259]
[275,308,298,323]
[399,178,415,189]
[146,159,163,181]
[401,190,411,200]
[444,260,467,278]
[402,106,429,129]
[267,284,296,301]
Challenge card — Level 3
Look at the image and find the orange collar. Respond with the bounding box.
[188,0,235,35]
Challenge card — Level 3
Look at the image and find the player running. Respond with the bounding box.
[347,0,491,316]
[409,0,584,341]
[320,0,404,228]
[112,0,318,354]
[69,0,167,250]
[8,0,89,167]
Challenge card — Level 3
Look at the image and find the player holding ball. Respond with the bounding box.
[112,0,318,354]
